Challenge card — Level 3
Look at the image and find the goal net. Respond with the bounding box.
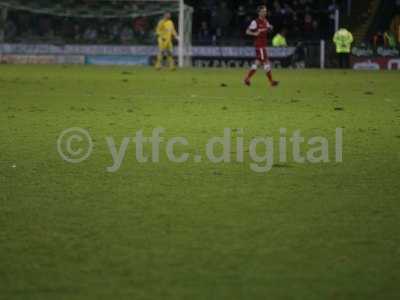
[0,0,193,67]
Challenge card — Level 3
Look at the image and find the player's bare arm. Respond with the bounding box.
[246,28,260,37]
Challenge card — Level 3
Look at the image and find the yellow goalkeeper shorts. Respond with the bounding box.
[158,37,173,52]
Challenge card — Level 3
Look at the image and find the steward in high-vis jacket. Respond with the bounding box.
[333,28,354,69]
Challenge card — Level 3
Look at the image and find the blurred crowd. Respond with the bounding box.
[4,12,154,44]
[370,1,400,51]
[2,0,338,45]
[192,0,338,45]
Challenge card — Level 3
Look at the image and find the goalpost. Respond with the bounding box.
[0,0,193,67]
[153,0,193,67]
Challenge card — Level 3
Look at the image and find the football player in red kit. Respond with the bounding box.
[244,5,279,87]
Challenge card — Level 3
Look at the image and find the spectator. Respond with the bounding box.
[5,19,17,40]
[198,21,212,45]
[328,0,338,35]
[120,25,133,44]
[303,13,314,38]
[213,27,222,45]
[384,30,397,48]
[292,41,306,68]
[98,23,109,43]
[83,25,97,42]
[372,31,385,48]
[390,14,400,44]
[291,0,301,11]
[290,13,302,39]
[133,16,147,41]
[209,5,219,31]
[17,12,30,35]
[38,15,51,37]
[110,21,121,43]
[62,18,75,41]
[311,20,320,40]
[272,29,288,47]
[272,0,281,13]
[217,2,232,37]
[73,24,82,42]
[235,5,247,38]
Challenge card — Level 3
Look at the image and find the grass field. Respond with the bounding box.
[1,65,400,299]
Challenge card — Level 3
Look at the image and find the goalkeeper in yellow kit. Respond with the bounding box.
[155,12,179,70]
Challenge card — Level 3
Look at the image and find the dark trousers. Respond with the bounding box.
[338,53,350,69]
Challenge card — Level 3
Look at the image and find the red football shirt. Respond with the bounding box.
[248,17,272,48]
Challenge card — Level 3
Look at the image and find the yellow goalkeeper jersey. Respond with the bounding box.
[156,19,177,41]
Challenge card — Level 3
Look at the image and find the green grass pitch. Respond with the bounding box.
[1,65,400,299]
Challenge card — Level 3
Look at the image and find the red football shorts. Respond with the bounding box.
[255,47,268,63]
